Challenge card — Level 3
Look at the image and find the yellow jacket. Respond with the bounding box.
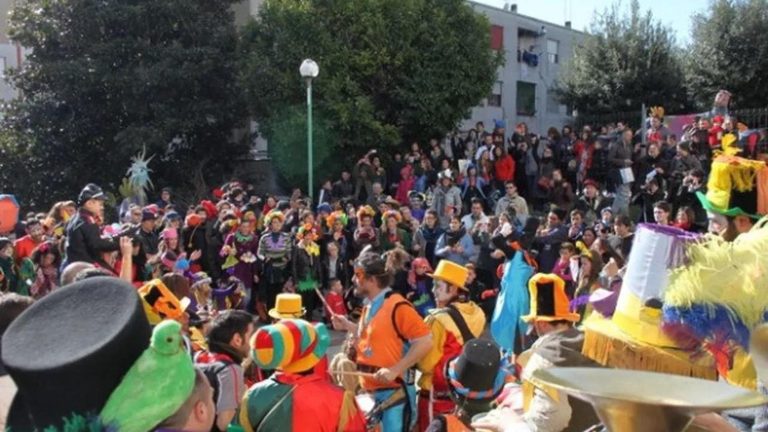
[417,301,486,391]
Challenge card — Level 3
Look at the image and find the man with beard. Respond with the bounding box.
[194,310,255,432]
[332,251,432,432]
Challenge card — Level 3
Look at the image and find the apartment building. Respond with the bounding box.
[463,1,585,134]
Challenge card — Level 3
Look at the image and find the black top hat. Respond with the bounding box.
[2,277,151,430]
[446,339,506,403]
[77,183,106,206]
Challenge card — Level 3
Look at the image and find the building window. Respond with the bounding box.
[547,39,559,64]
[490,25,504,51]
[516,81,536,116]
[0,57,6,78]
[488,81,502,107]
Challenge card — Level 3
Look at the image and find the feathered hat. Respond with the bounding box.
[662,218,768,386]
[295,223,319,242]
[649,106,665,120]
[356,205,376,221]
[380,209,402,228]
[326,210,348,229]
[263,210,285,226]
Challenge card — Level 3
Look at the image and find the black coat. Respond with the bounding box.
[64,210,119,268]
[292,245,321,283]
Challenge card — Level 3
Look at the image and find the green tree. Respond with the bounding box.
[239,0,502,189]
[686,0,768,110]
[556,0,690,114]
[1,0,247,207]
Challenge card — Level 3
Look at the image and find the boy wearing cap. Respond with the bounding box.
[64,183,119,269]
[237,319,366,431]
[416,260,485,431]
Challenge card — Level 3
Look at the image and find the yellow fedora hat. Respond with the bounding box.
[429,260,469,291]
[268,293,306,320]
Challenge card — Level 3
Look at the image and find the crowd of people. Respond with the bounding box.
[2,98,768,432]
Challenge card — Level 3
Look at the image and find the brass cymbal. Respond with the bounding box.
[532,367,768,432]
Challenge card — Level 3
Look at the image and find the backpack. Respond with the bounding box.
[196,354,236,432]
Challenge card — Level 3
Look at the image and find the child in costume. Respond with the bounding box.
[325,278,348,322]
[29,241,60,299]
[408,257,436,316]
[236,319,367,431]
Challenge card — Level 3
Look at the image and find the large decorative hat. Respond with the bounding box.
[264,210,285,226]
[356,205,376,221]
[649,106,665,119]
[190,271,212,290]
[138,279,191,325]
[2,277,151,430]
[295,223,319,242]
[381,209,402,227]
[662,219,768,386]
[250,319,331,373]
[446,339,508,403]
[696,156,768,219]
[429,260,469,291]
[326,210,348,229]
[268,293,306,320]
[580,224,716,381]
[521,273,579,322]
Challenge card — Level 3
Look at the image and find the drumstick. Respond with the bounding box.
[313,286,336,316]
[333,370,376,378]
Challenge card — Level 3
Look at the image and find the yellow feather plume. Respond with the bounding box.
[664,217,768,329]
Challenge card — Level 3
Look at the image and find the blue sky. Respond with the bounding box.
[474,0,710,45]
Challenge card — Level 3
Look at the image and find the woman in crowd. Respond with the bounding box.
[414,209,444,267]
[257,211,292,320]
[435,215,475,266]
[379,210,411,252]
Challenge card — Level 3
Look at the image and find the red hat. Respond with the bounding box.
[200,200,217,220]
[185,214,204,228]
[583,179,600,189]
[713,115,724,124]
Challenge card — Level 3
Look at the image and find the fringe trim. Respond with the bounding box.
[582,327,717,381]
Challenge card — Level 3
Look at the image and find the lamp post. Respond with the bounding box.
[300,59,319,201]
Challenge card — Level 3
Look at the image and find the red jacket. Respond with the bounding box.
[493,155,516,182]
[325,291,348,320]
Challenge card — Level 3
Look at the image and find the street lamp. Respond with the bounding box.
[300,59,319,201]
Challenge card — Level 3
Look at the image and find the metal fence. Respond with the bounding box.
[575,107,768,131]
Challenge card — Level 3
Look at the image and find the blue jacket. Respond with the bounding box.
[435,231,475,266]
